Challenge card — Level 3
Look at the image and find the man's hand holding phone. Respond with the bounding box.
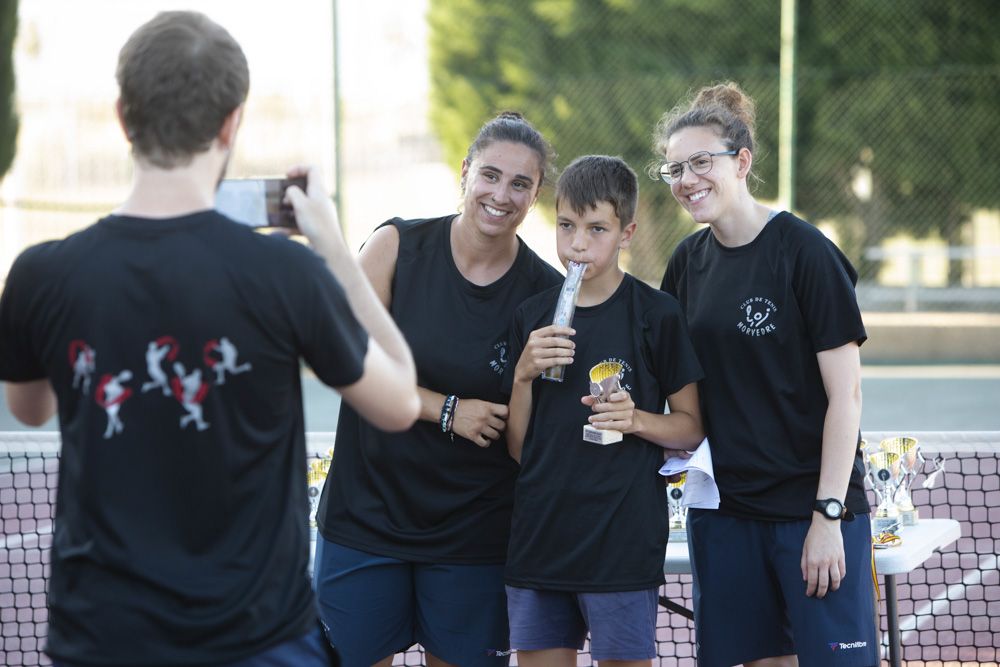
[280,166,347,256]
[215,176,306,229]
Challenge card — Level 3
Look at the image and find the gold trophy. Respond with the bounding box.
[880,436,921,526]
[307,447,334,528]
[582,361,624,445]
[667,472,688,542]
[867,451,901,534]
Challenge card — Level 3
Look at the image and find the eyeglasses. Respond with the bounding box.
[659,150,738,185]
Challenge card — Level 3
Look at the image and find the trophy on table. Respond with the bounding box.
[582,361,625,445]
[867,450,902,534]
[879,436,922,526]
[307,447,334,528]
[667,472,688,542]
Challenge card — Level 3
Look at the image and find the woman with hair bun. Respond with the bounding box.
[654,82,877,667]
[314,112,562,667]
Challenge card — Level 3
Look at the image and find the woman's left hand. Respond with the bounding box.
[801,517,846,598]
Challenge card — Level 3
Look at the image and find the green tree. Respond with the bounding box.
[796,0,1000,284]
[0,0,17,181]
[428,0,1000,285]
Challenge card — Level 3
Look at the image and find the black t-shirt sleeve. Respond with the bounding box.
[290,248,369,388]
[791,233,867,352]
[0,245,49,381]
[648,296,704,396]
[659,244,685,298]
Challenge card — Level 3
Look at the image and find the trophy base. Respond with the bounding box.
[900,508,919,526]
[583,425,622,445]
[872,515,899,534]
[668,528,687,542]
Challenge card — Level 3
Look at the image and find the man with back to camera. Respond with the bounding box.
[0,11,420,667]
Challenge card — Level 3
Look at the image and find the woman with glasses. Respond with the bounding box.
[312,111,562,667]
[653,82,877,667]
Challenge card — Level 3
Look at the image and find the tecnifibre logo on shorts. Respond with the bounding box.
[485,648,512,657]
[829,640,868,650]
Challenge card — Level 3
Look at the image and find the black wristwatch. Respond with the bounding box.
[814,498,855,521]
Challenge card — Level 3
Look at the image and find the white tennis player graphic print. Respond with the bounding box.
[172,362,211,431]
[141,336,180,396]
[95,370,134,439]
[68,340,96,395]
[204,336,252,386]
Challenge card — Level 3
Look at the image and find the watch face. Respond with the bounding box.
[821,500,843,518]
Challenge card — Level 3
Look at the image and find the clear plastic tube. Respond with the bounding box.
[541,261,586,381]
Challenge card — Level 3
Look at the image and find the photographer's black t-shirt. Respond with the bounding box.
[503,275,703,592]
[317,215,562,563]
[660,211,868,521]
[0,211,368,665]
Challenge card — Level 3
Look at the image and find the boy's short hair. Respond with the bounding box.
[116,11,249,168]
[555,155,638,227]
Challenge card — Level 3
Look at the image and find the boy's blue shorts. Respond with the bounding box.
[506,585,659,662]
[313,537,510,667]
[688,509,879,667]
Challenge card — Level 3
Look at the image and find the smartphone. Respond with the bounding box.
[215,177,306,228]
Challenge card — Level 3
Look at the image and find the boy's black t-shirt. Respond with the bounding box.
[0,211,368,665]
[660,211,868,521]
[317,215,563,563]
[503,274,703,592]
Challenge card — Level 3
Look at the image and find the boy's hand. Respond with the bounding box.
[513,325,575,383]
[453,399,508,448]
[582,389,635,433]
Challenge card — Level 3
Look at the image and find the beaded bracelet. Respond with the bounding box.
[439,394,458,441]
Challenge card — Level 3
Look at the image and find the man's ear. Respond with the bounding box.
[217,105,244,150]
[619,221,638,249]
[114,98,131,142]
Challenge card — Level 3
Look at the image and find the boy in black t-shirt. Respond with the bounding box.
[503,156,704,666]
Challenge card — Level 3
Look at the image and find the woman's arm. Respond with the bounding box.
[801,341,863,599]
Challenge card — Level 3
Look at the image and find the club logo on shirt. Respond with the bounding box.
[489,341,508,374]
[736,296,778,337]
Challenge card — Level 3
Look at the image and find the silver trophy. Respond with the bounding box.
[667,472,688,542]
[541,261,586,382]
[307,447,334,528]
[867,451,902,534]
[880,436,921,526]
[582,361,624,445]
